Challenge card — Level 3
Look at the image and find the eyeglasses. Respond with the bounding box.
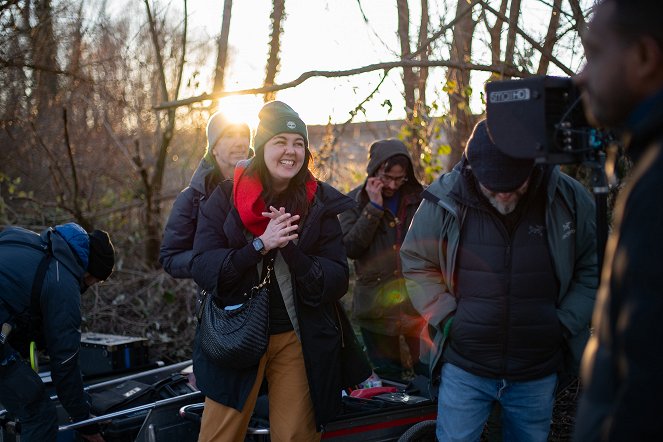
[377,172,408,185]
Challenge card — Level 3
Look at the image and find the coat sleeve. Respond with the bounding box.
[339,192,383,259]
[42,264,90,422]
[191,186,261,295]
[556,181,598,336]
[281,212,349,307]
[159,188,198,279]
[400,199,457,327]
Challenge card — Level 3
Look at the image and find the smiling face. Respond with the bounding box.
[212,126,250,178]
[263,133,306,192]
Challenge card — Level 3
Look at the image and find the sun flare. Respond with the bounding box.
[210,95,263,130]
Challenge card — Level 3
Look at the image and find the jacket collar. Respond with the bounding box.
[625,87,663,164]
[189,157,223,195]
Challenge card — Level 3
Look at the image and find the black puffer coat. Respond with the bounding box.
[159,157,223,278]
[191,180,371,429]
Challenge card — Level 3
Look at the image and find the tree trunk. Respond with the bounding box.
[33,0,58,117]
[397,0,416,116]
[537,0,563,75]
[264,0,285,102]
[503,0,521,75]
[487,0,509,67]
[417,0,429,106]
[213,0,233,95]
[567,0,586,34]
[143,0,187,267]
[446,0,477,168]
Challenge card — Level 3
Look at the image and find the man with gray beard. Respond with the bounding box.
[401,119,598,441]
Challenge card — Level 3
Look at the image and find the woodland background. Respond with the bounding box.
[0,0,597,372]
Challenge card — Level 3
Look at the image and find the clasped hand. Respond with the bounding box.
[259,206,300,252]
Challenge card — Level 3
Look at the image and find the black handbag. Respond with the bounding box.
[198,265,272,369]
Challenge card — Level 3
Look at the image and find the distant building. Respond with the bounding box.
[307,119,450,191]
[306,119,407,192]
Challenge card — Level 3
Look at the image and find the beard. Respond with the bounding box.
[480,185,528,215]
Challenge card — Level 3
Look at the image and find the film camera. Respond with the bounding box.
[485,76,611,165]
[485,75,616,266]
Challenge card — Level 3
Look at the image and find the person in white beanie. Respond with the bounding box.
[160,112,250,278]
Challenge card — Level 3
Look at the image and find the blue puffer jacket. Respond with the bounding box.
[159,157,223,278]
[0,224,92,422]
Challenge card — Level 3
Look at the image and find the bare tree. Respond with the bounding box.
[484,0,509,66]
[537,0,563,75]
[141,0,188,266]
[33,0,58,117]
[264,0,285,102]
[503,0,522,74]
[396,0,431,177]
[445,0,479,167]
[213,0,233,96]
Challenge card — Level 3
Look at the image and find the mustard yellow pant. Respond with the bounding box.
[198,330,321,442]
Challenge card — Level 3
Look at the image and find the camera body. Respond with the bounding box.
[485,76,606,164]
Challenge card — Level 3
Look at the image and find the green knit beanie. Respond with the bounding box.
[253,101,308,154]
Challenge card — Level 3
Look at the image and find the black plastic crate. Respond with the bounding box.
[80,333,149,377]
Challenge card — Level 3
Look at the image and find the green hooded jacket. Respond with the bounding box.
[400,162,598,383]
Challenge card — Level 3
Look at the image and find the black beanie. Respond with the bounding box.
[87,230,115,281]
[466,120,534,192]
[253,101,308,154]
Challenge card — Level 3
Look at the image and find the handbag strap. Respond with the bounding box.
[254,264,273,291]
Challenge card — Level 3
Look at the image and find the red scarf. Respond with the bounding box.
[233,160,318,236]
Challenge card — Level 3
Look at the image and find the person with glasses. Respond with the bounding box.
[400,120,598,441]
[340,139,426,381]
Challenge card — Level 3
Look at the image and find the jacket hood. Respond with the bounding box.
[54,223,89,268]
[362,139,422,196]
[189,157,222,195]
[366,139,415,176]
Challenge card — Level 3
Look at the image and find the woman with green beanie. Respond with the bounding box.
[159,112,250,278]
[191,101,370,440]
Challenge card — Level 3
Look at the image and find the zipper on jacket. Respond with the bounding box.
[501,233,514,376]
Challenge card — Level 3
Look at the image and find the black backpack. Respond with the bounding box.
[0,231,54,357]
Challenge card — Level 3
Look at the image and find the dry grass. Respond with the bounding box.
[81,268,198,363]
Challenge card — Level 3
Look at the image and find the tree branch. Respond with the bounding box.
[537,0,563,75]
[409,0,481,59]
[174,0,187,100]
[62,107,82,222]
[154,59,525,110]
[479,0,574,76]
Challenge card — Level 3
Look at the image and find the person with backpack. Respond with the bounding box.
[0,222,115,442]
[159,112,251,279]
